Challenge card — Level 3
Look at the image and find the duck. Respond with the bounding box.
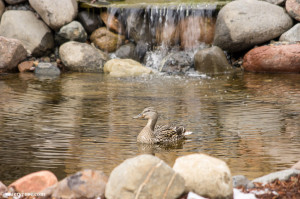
[133,107,192,144]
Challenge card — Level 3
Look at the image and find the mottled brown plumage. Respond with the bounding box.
[133,107,189,144]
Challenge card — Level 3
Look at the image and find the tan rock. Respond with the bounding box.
[18,61,35,72]
[292,160,300,170]
[100,11,124,34]
[104,59,152,77]
[243,44,300,73]
[9,170,57,193]
[173,154,233,199]
[90,27,125,53]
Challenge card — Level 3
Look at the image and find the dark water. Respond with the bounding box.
[0,72,300,184]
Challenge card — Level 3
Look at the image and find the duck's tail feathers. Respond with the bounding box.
[184,131,193,136]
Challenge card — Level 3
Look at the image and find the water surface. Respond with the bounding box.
[0,72,300,184]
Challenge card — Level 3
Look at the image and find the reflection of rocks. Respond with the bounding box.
[29,0,78,30]
[173,154,233,199]
[0,36,27,71]
[59,41,108,73]
[105,154,185,199]
[43,169,108,199]
[100,11,124,34]
[90,27,125,53]
[0,10,54,56]
[103,58,152,77]
[77,11,101,34]
[9,170,58,193]
[55,21,87,45]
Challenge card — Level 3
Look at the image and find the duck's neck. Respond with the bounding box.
[146,117,158,131]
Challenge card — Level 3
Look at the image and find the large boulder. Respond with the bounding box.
[286,0,300,21]
[105,155,185,199]
[104,59,152,77]
[90,27,125,53]
[280,24,300,42]
[59,41,108,73]
[194,46,234,74]
[77,11,101,34]
[0,10,54,56]
[29,0,78,30]
[0,36,27,71]
[243,43,300,73]
[173,154,233,199]
[9,170,58,193]
[55,21,87,45]
[213,0,293,53]
[43,169,108,199]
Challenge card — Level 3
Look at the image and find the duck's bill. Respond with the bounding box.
[133,114,143,119]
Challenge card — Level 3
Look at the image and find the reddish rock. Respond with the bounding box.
[9,170,58,193]
[292,160,300,170]
[243,44,300,73]
[100,11,124,34]
[18,61,35,72]
[178,16,215,49]
[286,0,300,21]
[0,36,27,71]
[0,181,7,195]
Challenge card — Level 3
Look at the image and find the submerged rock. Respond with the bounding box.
[0,10,54,56]
[280,24,300,42]
[77,11,101,34]
[243,43,300,73]
[29,0,78,30]
[43,169,108,199]
[105,154,185,199]
[103,58,152,77]
[34,62,61,76]
[55,21,87,45]
[213,0,293,53]
[0,36,27,71]
[173,154,233,199]
[194,46,234,75]
[9,170,58,193]
[90,27,125,53]
[59,41,108,73]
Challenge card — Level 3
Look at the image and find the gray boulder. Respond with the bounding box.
[4,0,26,4]
[59,41,108,73]
[280,24,300,42]
[0,36,27,71]
[78,11,101,34]
[261,0,285,5]
[115,43,136,60]
[213,0,293,53]
[0,0,4,18]
[252,169,300,185]
[34,62,61,76]
[0,10,54,56]
[105,154,185,199]
[55,21,87,45]
[194,46,233,74]
[29,0,78,30]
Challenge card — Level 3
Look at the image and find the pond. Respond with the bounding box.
[0,72,300,184]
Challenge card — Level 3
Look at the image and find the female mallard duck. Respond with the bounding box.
[133,107,192,144]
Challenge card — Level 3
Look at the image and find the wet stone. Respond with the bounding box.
[55,21,87,45]
[77,11,101,34]
[34,62,61,76]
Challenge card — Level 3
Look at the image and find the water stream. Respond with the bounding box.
[1,72,300,184]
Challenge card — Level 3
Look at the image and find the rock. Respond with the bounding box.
[59,41,108,73]
[103,59,152,77]
[115,43,136,60]
[105,154,185,199]
[100,11,124,34]
[29,0,78,30]
[173,154,233,199]
[261,0,285,5]
[252,169,300,185]
[232,175,252,188]
[160,51,194,74]
[0,36,27,71]
[213,0,293,53]
[194,46,233,75]
[0,10,54,56]
[243,43,300,73]
[55,21,87,45]
[156,21,179,46]
[292,160,300,170]
[279,24,300,42]
[90,27,125,53]
[4,0,26,4]
[34,62,61,76]
[178,16,215,49]
[286,0,300,21]
[135,41,150,62]
[187,192,207,199]
[18,61,35,72]
[9,170,57,193]
[0,181,7,195]
[0,0,4,18]
[43,169,108,199]
[78,11,101,34]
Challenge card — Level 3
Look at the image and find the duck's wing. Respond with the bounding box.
[154,124,186,143]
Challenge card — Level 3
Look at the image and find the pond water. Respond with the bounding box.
[0,72,300,184]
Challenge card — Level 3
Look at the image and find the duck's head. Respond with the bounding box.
[133,107,158,120]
